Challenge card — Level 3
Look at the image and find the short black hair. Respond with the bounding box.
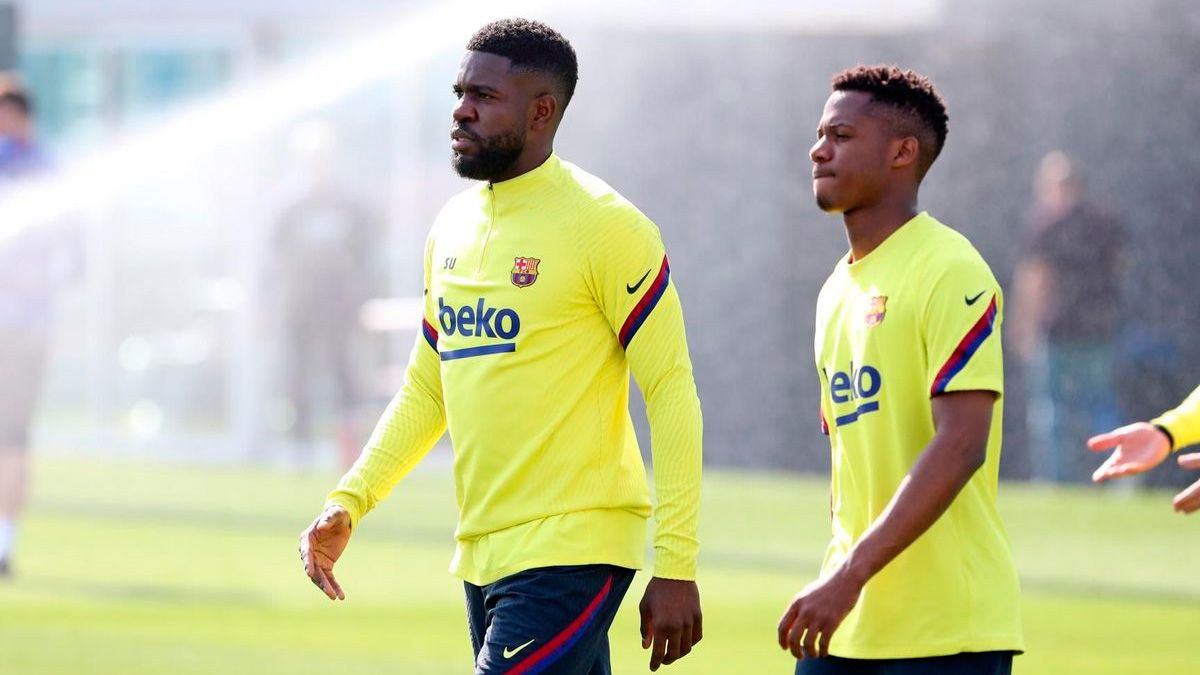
[466,18,578,111]
[833,64,948,177]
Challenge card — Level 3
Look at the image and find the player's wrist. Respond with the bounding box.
[648,576,697,588]
[836,555,873,590]
[652,545,698,581]
[1152,423,1176,453]
[651,564,697,582]
[321,501,356,531]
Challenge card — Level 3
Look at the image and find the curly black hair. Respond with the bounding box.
[466,18,579,111]
[833,65,948,176]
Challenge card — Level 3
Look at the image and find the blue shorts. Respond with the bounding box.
[795,651,1015,675]
[464,564,636,675]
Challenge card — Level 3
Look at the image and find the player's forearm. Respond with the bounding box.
[648,398,700,578]
[1153,386,1200,451]
[325,345,446,528]
[624,288,704,579]
[840,431,986,587]
[647,385,703,580]
[326,390,445,527]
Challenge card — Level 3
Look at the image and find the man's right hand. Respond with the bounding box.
[299,505,352,600]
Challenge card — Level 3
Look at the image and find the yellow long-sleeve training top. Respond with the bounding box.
[1154,385,1200,451]
[325,154,703,586]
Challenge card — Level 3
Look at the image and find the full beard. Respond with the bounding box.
[452,129,526,181]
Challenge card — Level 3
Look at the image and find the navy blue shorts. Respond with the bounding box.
[795,651,1015,675]
[464,564,636,675]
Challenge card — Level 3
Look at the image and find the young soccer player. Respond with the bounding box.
[777,65,1023,674]
[299,19,704,674]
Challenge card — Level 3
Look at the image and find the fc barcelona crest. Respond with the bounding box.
[511,256,541,288]
[865,295,887,327]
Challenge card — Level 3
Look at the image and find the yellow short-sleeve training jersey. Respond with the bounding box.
[814,212,1024,658]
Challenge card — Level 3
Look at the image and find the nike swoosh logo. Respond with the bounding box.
[626,269,652,294]
[503,639,536,659]
[965,291,986,305]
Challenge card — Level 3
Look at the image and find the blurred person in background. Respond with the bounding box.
[0,73,79,578]
[265,120,379,469]
[299,19,703,675]
[1089,385,1200,513]
[1011,151,1125,484]
[0,75,48,178]
[780,66,1022,674]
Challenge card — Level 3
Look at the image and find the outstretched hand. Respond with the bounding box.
[1089,424,1200,514]
[1087,422,1171,483]
[639,577,703,671]
[299,505,352,600]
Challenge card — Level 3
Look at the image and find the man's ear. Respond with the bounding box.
[891,136,920,170]
[529,93,558,131]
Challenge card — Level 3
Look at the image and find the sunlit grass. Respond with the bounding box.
[1,458,1197,673]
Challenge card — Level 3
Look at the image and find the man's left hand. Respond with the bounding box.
[638,577,702,671]
[777,567,864,661]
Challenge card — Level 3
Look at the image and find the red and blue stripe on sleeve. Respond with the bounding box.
[618,255,670,349]
[421,318,438,352]
[930,295,998,396]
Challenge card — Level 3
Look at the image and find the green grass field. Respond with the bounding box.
[2,456,1198,674]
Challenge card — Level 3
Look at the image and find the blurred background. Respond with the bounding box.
[1,1,1197,673]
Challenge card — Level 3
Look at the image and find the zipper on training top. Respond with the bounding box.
[476,183,495,278]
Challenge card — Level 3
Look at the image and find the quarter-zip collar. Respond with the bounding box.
[482,153,562,204]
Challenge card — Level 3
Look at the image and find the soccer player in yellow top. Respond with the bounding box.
[777,66,1023,674]
[297,19,703,675]
[1090,385,1200,513]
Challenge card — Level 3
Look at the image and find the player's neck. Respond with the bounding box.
[842,195,919,263]
[489,143,554,184]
